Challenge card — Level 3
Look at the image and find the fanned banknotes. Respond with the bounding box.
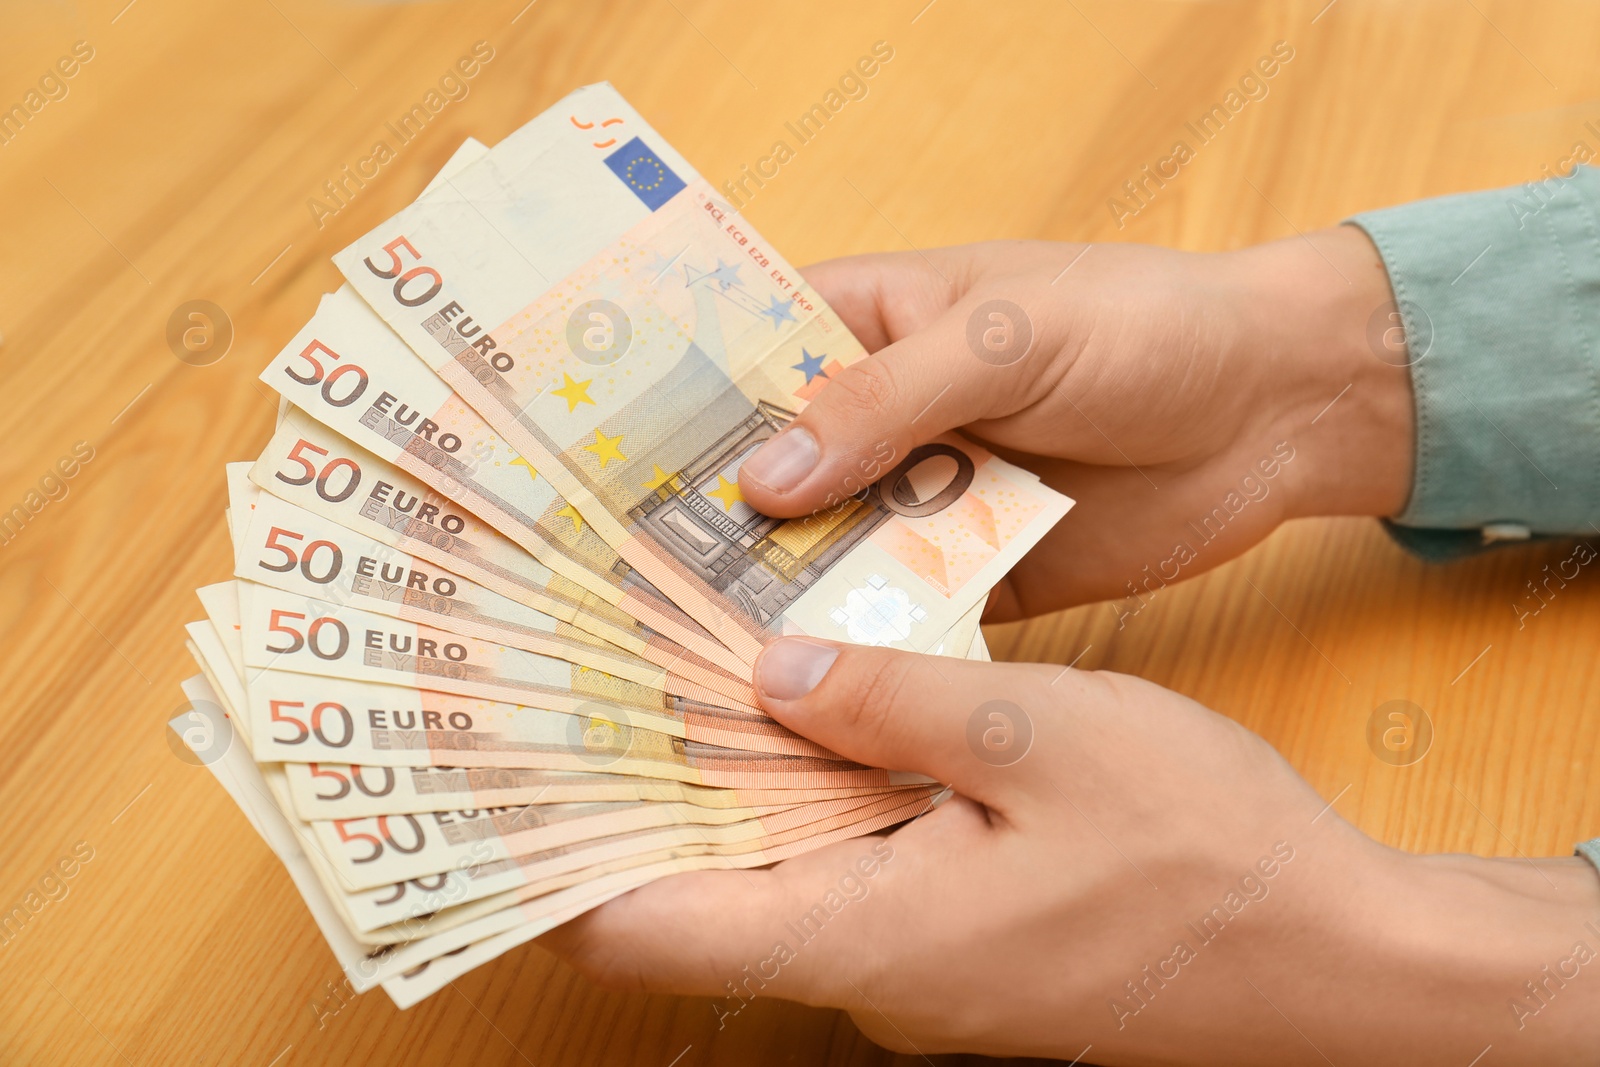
[174,82,1062,1010]
[335,98,1070,664]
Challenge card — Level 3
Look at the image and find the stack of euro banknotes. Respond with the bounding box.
[173,83,1072,1008]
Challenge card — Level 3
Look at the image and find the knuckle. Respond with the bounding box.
[838,652,916,753]
[825,358,901,425]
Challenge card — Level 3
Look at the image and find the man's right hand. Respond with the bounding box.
[737,231,1416,620]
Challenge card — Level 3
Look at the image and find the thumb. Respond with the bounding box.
[737,297,1030,517]
[753,637,1045,804]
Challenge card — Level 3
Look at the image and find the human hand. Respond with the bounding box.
[542,641,1600,1064]
[737,232,1417,620]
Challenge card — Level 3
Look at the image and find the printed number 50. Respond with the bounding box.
[363,236,443,308]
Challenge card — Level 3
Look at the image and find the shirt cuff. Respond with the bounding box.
[1577,838,1600,877]
[1347,166,1600,536]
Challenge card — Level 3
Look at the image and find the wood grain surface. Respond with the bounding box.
[3,1,1597,1063]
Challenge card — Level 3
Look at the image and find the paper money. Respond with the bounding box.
[257,286,745,675]
[175,83,1042,1011]
[247,668,908,783]
[341,177,1070,664]
[230,464,759,708]
[277,756,902,820]
[250,408,747,679]
[176,675,417,984]
[231,673,922,939]
[189,605,909,825]
[382,925,535,1009]
[187,643,458,953]
[334,83,700,372]
[311,784,934,891]
[337,787,930,938]
[346,786,934,931]
[234,582,846,759]
[369,788,934,975]
[176,682,664,995]
[187,647,519,955]
[358,809,912,962]
[184,636,429,949]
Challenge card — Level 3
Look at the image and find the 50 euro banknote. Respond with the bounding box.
[310,784,933,891]
[340,178,1071,664]
[279,758,908,820]
[180,553,939,1001]
[337,788,923,934]
[192,637,921,950]
[229,460,757,708]
[186,626,919,959]
[174,673,660,1006]
[291,784,914,943]
[248,412,988,672]
[249,410,747,683]
[185,624,858,941]
[250,97,723,665]
[190,585,916,815]
[251,670,923,789]
[234,580,839,758]
[184,558,931,989]
[189,584,875,822]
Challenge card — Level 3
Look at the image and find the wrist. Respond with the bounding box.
[1226,226,1417,521]
[1300,844,1600,1063]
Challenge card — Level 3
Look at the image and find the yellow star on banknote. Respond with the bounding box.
[583,428,627,467]
[641,464,676,491]
[705,474,744,511]
[550,372,595,412]
[509,456,538,479]
[556,503,585,532]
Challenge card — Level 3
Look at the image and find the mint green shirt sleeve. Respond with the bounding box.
[1347,168,1600,867]
[1347,165,1600,551]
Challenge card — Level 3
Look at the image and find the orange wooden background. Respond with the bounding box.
[3,0,1598,1063]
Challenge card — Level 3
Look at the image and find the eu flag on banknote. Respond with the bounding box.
[604,137,686,211]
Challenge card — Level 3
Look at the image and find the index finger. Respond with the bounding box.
[801,250,961,351]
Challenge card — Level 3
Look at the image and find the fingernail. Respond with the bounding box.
[741,427,819,493]
[757,638,839,700]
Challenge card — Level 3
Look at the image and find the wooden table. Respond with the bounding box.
[3,1,1597,1062]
